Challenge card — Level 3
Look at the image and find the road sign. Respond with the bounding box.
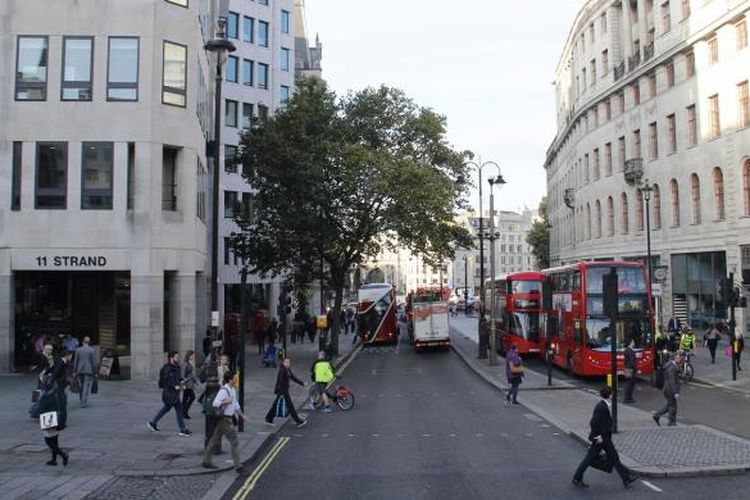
[651,283,662,296]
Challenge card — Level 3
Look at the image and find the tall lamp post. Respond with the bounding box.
[487,174,506,366]
[205,17,236,444]
[465,159,502,359]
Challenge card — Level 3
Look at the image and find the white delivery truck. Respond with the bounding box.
[410,289,450,351]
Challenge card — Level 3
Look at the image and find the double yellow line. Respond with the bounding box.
[232,436,290,500]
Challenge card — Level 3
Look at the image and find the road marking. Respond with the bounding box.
[449,433,457,438]
[397,433,406,438]
[321,433,329,438]
[421,433,432,437]
[641,480,663,492]
[347,434,355,438]
[233,436,289,500]
[371,433,380,437]
[474,433,484,438]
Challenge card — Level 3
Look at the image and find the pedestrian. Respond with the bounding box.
[202,370,249,472]
[264,357,307,428]
[504,344,524,405]
[181,350,197,419]
[147,351,191,436]
[733,327,745,371]
[667,316,681,352]
[307,316,316,343]
[572,386,639,489]
[73,336,98,408]
[49,349,72,430]
[225,331,238,371]
[257,321,267,356]
[623,339,637,403]
[42,425,69,467]
[703,323,721,363]
[63,334,79,358]
[653,352,683,426]
[654,324,669,370]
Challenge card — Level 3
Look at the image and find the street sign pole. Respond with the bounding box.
[603,267,619,433]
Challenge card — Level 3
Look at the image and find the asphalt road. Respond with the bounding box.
[224,334,750,500]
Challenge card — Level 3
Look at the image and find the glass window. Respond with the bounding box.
[81,142,114,210]
[224,145,238,173]
[16,36,48,100]
[35,142,68,209]
[162,41,187,107]
[586,266,646,294]
[242,59,253,86]
[61,37,93,101]
[225,99,238,127]
[243,16,254,43]
[258,0,268,5]
[280,47,290,71]
[258,21,269,47]
[258,63,269,89]
[280,85,291,103]
[511,280,541,294]
[713,167,725,220]
[165,0,188,6]
[108,37,139,101]
[258,104,269,119]
[227,12,239,39]
[12,142,22,211]
[226,55,238,83]
[162,147,178,211]
[281,10,291,34]
[242,103,254,129]
[653,184,662,229]
[224,190,238,218]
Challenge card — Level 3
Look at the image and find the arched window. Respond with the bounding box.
[607,196,614,236]
[636,189,644,231]
[690,173,701,224]
[713,167,725,220]
[670,179,680,227]
[586,203,591,240]
[621,192,629,233]
[652,184,661,230]
[744,159,750,216]
[595,200,602,238]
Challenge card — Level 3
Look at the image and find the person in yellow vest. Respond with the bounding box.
[311,351,336,413]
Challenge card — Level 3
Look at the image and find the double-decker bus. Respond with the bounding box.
[540,261,654,376]
[484,271,544,356]
[357,283,399,345]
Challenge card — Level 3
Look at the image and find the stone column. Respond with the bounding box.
[170,273,197,356]
[0,273,14,373]
[129,274,164,381]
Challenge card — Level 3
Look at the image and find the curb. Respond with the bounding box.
[450,332,750,479]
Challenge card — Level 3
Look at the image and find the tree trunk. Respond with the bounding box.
[327,269,347,358]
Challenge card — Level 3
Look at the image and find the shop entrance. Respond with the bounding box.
[14,271,130,367]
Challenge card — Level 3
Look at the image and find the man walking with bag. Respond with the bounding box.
[572,387,639,489]
[264,357,307,428]
[653,352,682,426]
[147,351,191,436]
[73,336,97,408]
[504,345,524,405]
[202,370,248,472]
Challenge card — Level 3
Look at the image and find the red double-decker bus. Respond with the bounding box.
[540,261,654,377]
[484,271,544,356]
[357,283,399,345]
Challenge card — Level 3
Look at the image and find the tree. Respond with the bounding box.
[526,198,550,269]
[233,77,472,355]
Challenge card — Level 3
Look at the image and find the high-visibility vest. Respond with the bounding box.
[314,361,335,383]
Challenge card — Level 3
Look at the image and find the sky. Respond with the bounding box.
[304,0,583,213]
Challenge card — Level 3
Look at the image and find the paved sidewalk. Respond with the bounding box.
[0,335,359,499]
[449,316,750,477]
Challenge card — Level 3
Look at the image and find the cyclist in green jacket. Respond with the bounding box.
[311,352,336,413]
[679,326,696,352]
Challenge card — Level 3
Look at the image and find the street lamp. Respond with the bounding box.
[641,178,654,341]
[204,16,236,444]
[465,159,502,359]
[487,174,506,366]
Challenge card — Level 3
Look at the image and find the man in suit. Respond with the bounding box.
[653,352,682,426]
[572,387,638,489]
[73,336,98,408]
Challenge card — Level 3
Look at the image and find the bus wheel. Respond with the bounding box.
[566,352,574,374]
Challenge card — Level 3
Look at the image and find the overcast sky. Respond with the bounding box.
[304,0,583,213]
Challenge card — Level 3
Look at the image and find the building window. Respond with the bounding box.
[744,159,750,216]
[258,104,269,119]
[162,41,187,107]
[707,36,718,65]
[226,55,238,82]
[165,0,188,6]
[227,12,239,39]
[197,158,206,222]
[632,82,640,105]
[258,21,269,47]
[605,99,611,120]
[633,129,641,157]
[653,184,662,229]
[225,99,238,127]
[687,104,697,145]
[738,81,749,129]
[224,145,238,173]
[61,37,93,101]
[127,142,135,210]
[280,85,291,103]
[708,94,720,138]
[667,114,677,153]
[595,200,602,237]
[258,0,268,5]
[648,73,656,98]
[713,167,725,220]
[162,147,178,211]
[243,16,254,43]
[604,142,612,176]
[601,12,608,33]
[589,23,595,44]
[281,48,290,71]
[81,142,113,210]
[665,61,674,87]
[670,179,680,226]
[242,103,254,129]
[258,63,269,89]
[16,36,48,101]
[618,92,625,113]
[593,148,600,180]
[738,20,748,50]
[685,51,695,77]
[11,142,22,211]
[661,1,671,32]
[224,237,231,265]
[607,196,614,236]
[636,189,645,232]
[224,190,238,218]
[621,192,629,234]
[107,37,139,101]
[680,0,690,19]
[241,59,254,86]
[586,204,592,240]
[617,136,626,172]
[582,68,587,89]
[241,192,254,222]
[35,142,67,209]
[648,122,658,159]
[584,154,590,184]
[281,10,291,34]
[602,50,609,75]
[690,173,701,224]
[590,59,596,85]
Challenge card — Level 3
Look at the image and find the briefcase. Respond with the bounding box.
[590,449,614,473]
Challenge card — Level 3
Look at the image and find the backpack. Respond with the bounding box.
[654,367,665,390]
[206,387,231,418]
[157,364,168,389]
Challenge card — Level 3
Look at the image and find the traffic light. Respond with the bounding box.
[603,268,619,318]
[719,277,733,306]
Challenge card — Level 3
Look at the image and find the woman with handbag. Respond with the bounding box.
[504,345,524,405]
[181,350,197,419]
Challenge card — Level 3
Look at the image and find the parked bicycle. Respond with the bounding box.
[678,349,694,382]
[308,380,355,411]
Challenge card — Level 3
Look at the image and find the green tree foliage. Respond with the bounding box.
[526,199,550,269]
[233,77,472,354]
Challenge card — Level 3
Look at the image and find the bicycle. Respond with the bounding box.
[678,349,694,382]
[308,380,355,411]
